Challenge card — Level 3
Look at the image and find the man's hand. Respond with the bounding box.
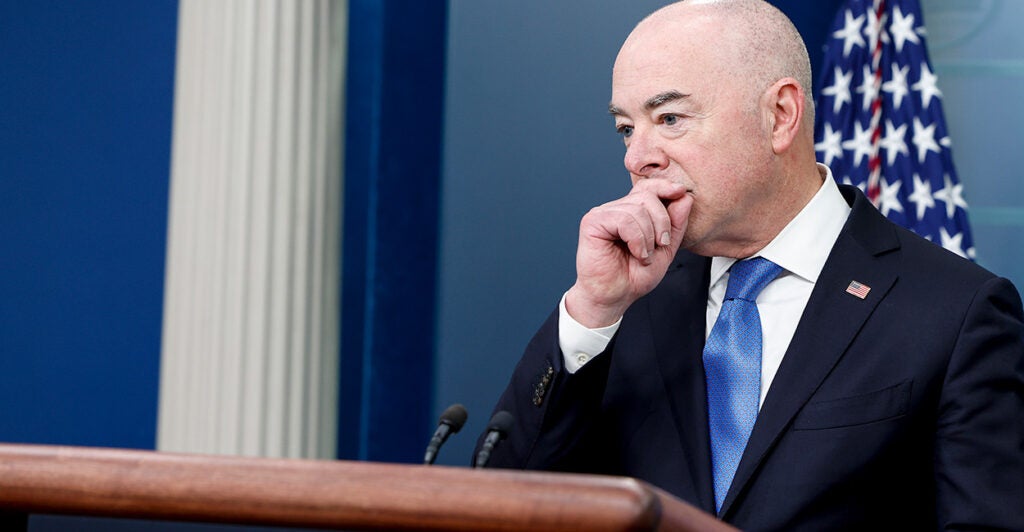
[565,180,693,328]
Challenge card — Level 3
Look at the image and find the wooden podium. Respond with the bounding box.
[0,443,734,531]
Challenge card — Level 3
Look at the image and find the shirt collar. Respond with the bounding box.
[709,164,851,287]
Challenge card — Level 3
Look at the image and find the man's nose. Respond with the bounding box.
[623,129,668,178]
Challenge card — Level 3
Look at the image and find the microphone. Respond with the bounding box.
[474,410,514,468]
[423,403,469,465]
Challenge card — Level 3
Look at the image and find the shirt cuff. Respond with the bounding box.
[558,291,621,374]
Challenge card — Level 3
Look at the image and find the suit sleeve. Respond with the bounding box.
[475,306,618,472]
[935,276,1024,530]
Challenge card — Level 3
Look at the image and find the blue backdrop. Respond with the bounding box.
[0,0,177,449]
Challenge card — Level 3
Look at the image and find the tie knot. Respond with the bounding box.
[724,257,783,302]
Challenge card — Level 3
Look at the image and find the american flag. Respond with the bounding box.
[814,0,974,260]
[846,280,872,299]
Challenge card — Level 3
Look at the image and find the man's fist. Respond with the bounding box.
[565,180,693,328]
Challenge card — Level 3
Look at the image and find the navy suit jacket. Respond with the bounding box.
[481,185,1024,530]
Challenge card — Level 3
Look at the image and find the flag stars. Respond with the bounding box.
[842,120,874,167]
[912,117,941,163]
[890,6,922,53]
[864,8,886,48]
[833,10,867,57]
[823,67,854,113]
[883,64,911,110]
[934,173,968,219]
[856,64,880,112]
[908,174,935,220]
[815,1,974,263]
[816,122,844,166]
[912,62,942,109]
[939,227,968,259]
[878,178,904,217]
[880,119,909,166]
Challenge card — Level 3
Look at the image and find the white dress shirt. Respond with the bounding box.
[558,164,851,407]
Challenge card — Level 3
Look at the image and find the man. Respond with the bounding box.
[478,1,1024,530]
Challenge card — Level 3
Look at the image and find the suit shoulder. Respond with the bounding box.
[892,224,999,286]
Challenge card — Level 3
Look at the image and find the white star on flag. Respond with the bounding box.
[889,6,921,53]
[823,67,854,113]
[880,119,909,166]
[815,122,844,167]
[934,173,968,220]
[842,120,874,167]
[912,117,941,163]
[882,63,911,110]
[833,10,867,57]
[907,173,935,221]
[864,6,885,47]
[912,62,942,109]
[939,227,968,259]
[855,64,879,112]
[878,178,904,217]
[815,0,975,261]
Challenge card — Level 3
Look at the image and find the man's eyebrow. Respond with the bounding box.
[608,91,691,116]
[644,90,689,110]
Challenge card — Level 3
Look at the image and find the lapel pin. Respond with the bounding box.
[846,280,871,299]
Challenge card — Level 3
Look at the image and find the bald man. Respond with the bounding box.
[477,1,1024,529]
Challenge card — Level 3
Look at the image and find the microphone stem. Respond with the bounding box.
[474,431,501,468]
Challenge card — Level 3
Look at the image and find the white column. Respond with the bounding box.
[158,0,346,458]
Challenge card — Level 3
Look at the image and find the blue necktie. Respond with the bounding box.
[704,257,783,512]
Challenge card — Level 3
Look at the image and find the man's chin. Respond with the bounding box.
[681,232,739,259]
[679,235,709,256]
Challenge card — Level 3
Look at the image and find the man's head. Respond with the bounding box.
[610,0,822,258]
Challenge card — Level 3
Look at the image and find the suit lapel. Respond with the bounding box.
[645,251,717,513]
[720,186,902,517]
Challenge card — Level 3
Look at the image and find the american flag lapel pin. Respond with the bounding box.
[846,280,871,299]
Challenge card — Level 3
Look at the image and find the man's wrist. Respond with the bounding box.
[564,285,628,328]
[558,292,621,374]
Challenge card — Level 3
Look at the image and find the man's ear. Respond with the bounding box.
[765,77,804,154]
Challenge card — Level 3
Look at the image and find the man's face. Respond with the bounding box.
[609,15,775,257]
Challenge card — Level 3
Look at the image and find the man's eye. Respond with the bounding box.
[662,114,679,126]
[617,125,634,138]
